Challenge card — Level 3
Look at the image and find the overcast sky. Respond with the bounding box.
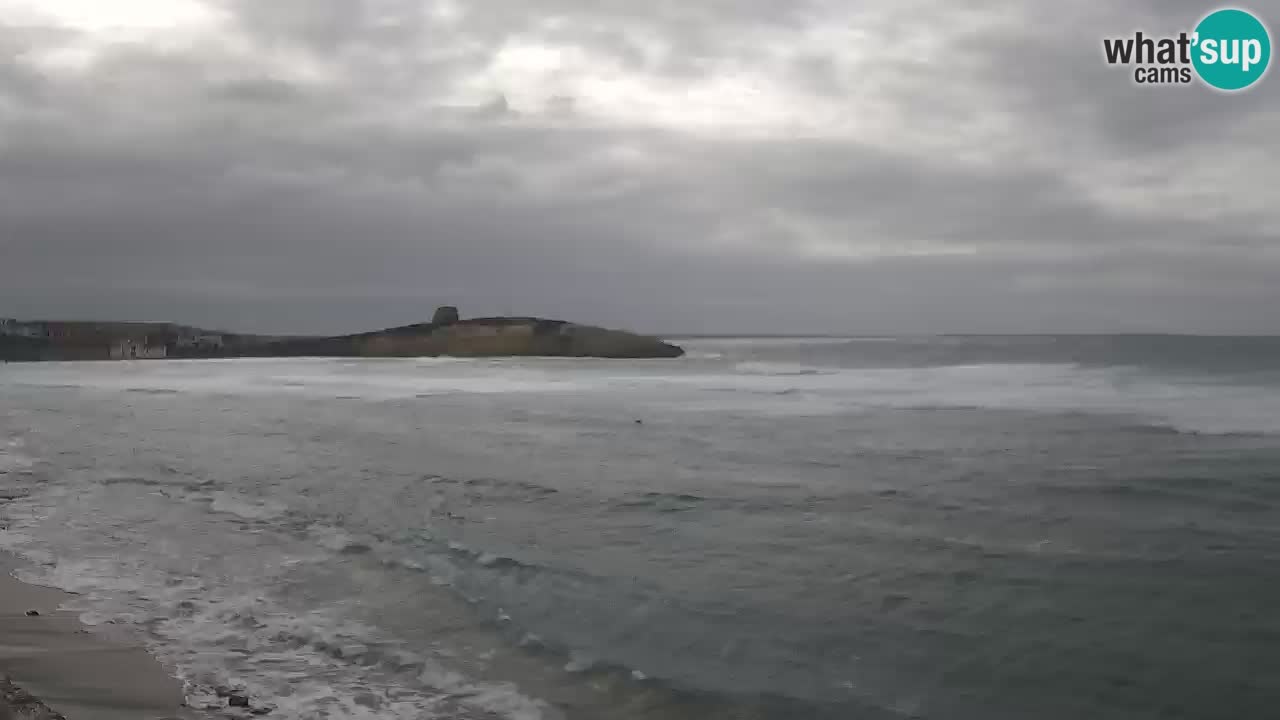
[0,1,1277,335]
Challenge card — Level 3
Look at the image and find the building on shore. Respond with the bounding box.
[3,318,189,360]
[109,338,168,360]
[175,332,225,351]
[0,319,42,338]
[40,321,83,340]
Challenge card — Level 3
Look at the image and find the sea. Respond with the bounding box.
[1,335,1278,720]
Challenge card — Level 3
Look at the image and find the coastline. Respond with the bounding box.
[1,313,685,362]
[0,559,194,720]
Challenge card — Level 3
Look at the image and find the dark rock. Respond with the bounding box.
[431,306,460,325]
[228,694,250,707]
[250,706,274,715]
[241,314,685,359]
[1,676,67,719]
[556,324,685,358]
[24,610,39,617]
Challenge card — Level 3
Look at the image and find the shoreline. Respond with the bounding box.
[0,558,194,720]
[1,674,65,720]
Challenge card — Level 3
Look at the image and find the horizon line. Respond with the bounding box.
[9,317,1280,340]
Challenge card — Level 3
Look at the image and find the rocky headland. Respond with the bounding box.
[246,308,685,359]
[0,308,684,361]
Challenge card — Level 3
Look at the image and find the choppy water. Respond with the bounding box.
[2,335,1279,719]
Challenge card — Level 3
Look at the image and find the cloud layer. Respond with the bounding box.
[1,0,1277,334]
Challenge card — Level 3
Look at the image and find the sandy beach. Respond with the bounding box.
[0,559,192,720]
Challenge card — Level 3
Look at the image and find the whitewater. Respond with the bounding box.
[2,335,1278,720]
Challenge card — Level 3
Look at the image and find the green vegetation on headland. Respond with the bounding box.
[0,308,684,361]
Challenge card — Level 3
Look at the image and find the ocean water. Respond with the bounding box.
[1,335,1279,719]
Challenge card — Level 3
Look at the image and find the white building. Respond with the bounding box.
[174,332,224,351]
[0,319,41,338]
[110,338,168,360]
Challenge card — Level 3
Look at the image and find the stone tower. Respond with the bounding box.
[432,305,460,325]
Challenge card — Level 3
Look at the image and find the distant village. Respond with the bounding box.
[0,318,241,361]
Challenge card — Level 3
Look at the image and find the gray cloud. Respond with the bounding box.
[0,0,1277,334]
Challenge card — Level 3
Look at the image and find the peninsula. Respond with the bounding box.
[0,307,684,362]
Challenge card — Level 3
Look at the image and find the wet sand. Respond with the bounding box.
[0,565,193,720]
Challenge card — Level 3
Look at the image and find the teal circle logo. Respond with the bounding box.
[1193,8,1271,90]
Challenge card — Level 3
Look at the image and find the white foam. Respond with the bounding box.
[11,353,1280,434]
[563,655,596,673]
[210,492,287,521]
[14,354,1280,433]
[0,436,34,474]
[308,524,366,553]
[417,664,556,720]
[0,454,34,474]
[8,552,550,720]
[0,477,550,720]
[833,363,1280,435]
[3,358,598,400]
[734,361,836,376]
[638,361,1280,434]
